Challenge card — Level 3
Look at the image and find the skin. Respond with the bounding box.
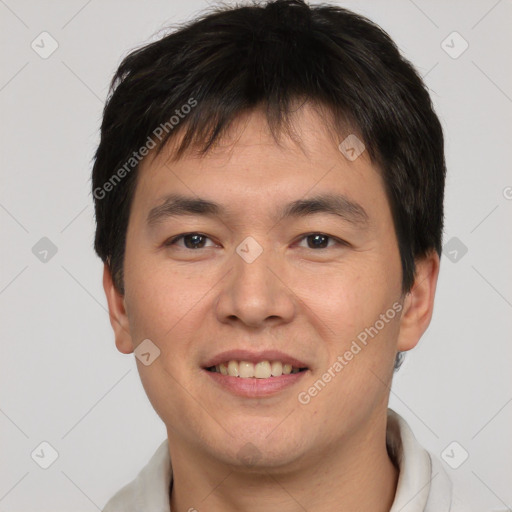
[103,103,440,512]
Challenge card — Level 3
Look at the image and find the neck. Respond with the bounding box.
[168,411,398,512]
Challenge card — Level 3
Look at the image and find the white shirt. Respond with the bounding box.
[102,409,473,511]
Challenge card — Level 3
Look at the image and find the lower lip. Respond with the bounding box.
[204,369,308,398]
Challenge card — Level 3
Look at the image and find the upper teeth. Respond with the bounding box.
[211,360,304,378]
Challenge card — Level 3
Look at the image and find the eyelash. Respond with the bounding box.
[164,232,348,250]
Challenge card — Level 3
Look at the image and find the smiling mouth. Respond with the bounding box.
[206,360,308,378]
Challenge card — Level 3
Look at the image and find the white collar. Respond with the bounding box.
[102,409,462,511]
[387,409,453,511]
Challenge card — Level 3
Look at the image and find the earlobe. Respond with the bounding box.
[102,263,134,354]
[396,250,440,352]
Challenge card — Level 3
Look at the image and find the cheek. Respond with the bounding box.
[291,260,402,390]
[125,269,207,418]
[124,262,218,391]
[124,254,195,336]
[292,258,395,332]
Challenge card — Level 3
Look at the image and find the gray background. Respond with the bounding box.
[1,0,511,510]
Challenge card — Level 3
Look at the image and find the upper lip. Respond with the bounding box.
[203,350,309,369]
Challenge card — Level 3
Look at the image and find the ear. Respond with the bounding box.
[396,250,440,352]
[103,263,134,354]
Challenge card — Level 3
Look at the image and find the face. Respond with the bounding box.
[106,104,436,470]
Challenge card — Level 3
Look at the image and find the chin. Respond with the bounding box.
[207,426,307,470]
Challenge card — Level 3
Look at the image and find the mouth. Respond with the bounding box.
[202,351,310,398]
[205,360,308,378]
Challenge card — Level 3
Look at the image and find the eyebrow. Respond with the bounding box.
[146,193,369,228]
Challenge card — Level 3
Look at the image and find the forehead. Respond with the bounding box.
[132,104,387,224]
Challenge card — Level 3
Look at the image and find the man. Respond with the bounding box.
[92,0,470,510]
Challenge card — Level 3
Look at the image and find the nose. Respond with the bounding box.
[214,244,296,329]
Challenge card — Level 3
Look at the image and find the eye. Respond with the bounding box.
[164,233,217,249]
[297,233,346,249]
[163,232,347,251]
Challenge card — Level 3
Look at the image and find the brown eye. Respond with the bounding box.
[306,234,330,249]
[183,234,207,249]
[298,233,344,249]
[165,233,214,249]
